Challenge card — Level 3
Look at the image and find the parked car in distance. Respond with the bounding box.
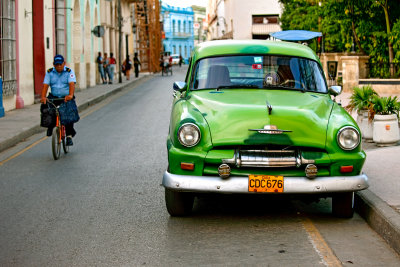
[163,40,369,218]
[171,54,180,65]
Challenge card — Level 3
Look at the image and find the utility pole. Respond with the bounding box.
[118,0,122,83]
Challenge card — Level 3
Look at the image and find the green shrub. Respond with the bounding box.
[345,85,378,114]
[372,95,400,118]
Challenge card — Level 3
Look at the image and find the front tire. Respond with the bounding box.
[51,127,61,160]
[165,188,194,216]
[332,192,354,218]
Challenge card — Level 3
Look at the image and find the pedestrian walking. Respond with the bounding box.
[123,56,132,80]
[103,53,110,84]
[179,54,183,67]
[133,53,141,78]
[97,52,106,84]
[108,53,116,84]
[40,55,78,146]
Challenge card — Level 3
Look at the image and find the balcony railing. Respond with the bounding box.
[172,32,192,38]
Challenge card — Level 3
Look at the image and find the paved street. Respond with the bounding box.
[1,66,400,266]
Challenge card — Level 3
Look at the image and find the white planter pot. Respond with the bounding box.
[372,114,400,146]
[356,111,363,127]
[361,110,373,141]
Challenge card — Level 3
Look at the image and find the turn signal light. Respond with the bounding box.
[340,166,353,173]
[181,162,194,171]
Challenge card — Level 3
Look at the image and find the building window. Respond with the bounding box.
[184,45,187,57]
[188,21,192,34]
[183,21,186,33]
[179,45,181,55]
[55,0,65,55]
[0,0,17,97]
[173,45,176,54]
[178,20,181,32]
[252,15,279,24]
[172,20,175,33]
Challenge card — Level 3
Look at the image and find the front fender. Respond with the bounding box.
[326,103,366,175]
[167,99,212,175]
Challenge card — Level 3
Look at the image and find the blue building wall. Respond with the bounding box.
[161,4,194,64]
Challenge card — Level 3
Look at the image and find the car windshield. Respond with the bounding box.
[191,55,327,93]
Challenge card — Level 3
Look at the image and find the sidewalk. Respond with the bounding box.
[1,83,399,254]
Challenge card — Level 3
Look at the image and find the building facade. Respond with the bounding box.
[192,5,206,46]
[161,3,194,63]
[0,0,137,113]
[206,0,282,40]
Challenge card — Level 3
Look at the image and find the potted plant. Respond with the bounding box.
[371,95,400,146]
[345,85,378,141]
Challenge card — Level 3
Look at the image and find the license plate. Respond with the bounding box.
[248,175,284,193]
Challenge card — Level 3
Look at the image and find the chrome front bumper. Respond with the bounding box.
[162,171,369,194]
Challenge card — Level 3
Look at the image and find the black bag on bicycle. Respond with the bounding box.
[40,103,56,128]
[58,99,80,125]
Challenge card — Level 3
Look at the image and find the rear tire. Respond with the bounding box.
[62,137,69,154]
[332,192,354,218]
[165,188,194,216]
[51,127,61,160]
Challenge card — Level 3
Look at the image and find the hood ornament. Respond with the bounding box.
[266,100,272,115]
[249,125,292,135]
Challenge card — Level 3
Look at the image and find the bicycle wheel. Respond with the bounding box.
[62,136,69,154]
[52,127,61,160]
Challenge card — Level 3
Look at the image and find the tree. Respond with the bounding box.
[279,0,400,78]
[374,0,395,76]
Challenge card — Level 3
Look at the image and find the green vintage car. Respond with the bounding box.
[163,40,368,218]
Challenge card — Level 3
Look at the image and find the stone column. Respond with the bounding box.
[341,55,370,92]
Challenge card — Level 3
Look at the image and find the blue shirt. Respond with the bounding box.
[43,66,77,97]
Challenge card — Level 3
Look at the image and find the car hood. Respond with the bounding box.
[188,89,334,149]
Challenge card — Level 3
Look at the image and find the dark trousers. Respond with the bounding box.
[134,64,139,78]
[48,94,76,137]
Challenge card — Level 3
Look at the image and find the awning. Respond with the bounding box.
[252,24,281,35]
[270,30,322,41]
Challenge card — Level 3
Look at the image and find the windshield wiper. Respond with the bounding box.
[216,84,260,90]
[263,84,306,93]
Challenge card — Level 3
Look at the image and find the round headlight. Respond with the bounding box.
[337,126,360,150]
[178,123,201,147]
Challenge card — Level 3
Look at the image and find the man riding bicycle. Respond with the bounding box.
[40,55,77,146]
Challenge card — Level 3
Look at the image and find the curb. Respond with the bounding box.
[355,190,400,255]
[0,75,151,154]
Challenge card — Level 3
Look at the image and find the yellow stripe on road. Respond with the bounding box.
[301,216,342,267]
[0,136,48,166]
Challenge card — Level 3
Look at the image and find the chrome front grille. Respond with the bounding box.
[222,149,314,168]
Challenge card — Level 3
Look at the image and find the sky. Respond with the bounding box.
[161,0,207,8]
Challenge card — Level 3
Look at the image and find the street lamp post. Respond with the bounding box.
[118,0,122,83]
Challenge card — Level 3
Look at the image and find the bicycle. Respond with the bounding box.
[47,98,69,160]
[162,61,173,76]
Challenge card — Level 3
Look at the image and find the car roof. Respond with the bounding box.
[192,40,320,63]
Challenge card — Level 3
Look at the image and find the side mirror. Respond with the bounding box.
[328,86,342,96]
[173,81,187,91]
